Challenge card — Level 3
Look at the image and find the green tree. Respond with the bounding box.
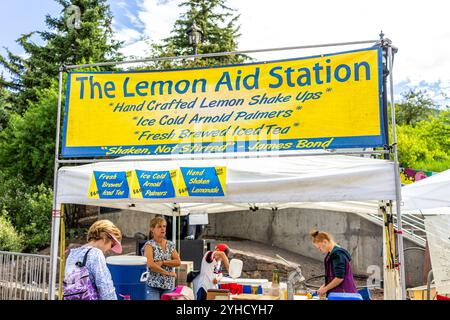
[395,89,436,126]
[0,0,123,186]
[0,0,122,114]
[0,76,12,132]
[152,0,245,69]
[0,172,52,253]
[396,109,450,172]
[0,83,59,187]
[0,213,24,252]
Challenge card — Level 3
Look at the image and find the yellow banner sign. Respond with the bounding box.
[62,47,385,157]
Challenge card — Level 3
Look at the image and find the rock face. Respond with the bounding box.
[232,249,297,282]
[205,238,324,284]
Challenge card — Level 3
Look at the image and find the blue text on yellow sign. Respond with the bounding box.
[62,47,385,158]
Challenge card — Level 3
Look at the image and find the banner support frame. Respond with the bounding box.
[49,37,404,300]
[49,67,64,300]
[387,42,406,300]
[64,39,380,70]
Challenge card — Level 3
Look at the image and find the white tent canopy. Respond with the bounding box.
[401,169,450,212]
[56,152,396,215]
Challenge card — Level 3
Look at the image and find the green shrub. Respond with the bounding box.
[396,110,450,172]
[0,213,24,252]
[0,172,52,253]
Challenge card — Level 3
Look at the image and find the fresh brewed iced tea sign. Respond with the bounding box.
[62,47,385,157]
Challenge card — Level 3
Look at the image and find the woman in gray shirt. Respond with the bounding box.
[142,216,181,300]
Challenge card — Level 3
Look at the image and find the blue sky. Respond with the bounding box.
[1,0,449,106]
[0,0,60,51]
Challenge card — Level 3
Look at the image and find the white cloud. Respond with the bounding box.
[113,0,450,103]
[114,27,141,44]
[136,0,181,43]
[116,1,127,9]
[113,0,181,58]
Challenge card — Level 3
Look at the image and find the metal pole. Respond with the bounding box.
[178,214,181,253]
[172,204,177,245]
[380,36,390,160]
[387,45,406,300]
[172,216,176,245]
[64,39,379,70]
[427,270,434,300]
[49,68,64,300]
[56,150,390,164]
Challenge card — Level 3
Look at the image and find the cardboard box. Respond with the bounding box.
[178,261,194,273]
[176,261,194,286]
[207,289,230,300]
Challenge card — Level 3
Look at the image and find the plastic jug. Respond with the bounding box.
[279,282,287,300]
[228,259,243,279]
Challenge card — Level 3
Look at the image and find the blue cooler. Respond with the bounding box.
[327,292,363,300]
[106,256,148,300]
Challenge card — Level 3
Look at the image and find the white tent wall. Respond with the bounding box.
[401,169,450,211]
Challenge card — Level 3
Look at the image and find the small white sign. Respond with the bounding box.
[189,213,209,225]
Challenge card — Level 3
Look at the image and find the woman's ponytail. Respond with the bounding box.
[310,229,332,243]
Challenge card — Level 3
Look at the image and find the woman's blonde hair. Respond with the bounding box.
[87,220,122,243]
[149,216,167,239]
[310,229,333,243]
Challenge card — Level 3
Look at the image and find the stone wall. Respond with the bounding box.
[204,207,425,287]
[101,207,426,287]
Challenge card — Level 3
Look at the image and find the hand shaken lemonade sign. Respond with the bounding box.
[178,167,227,197]
[88,171,131,199]
[62,47,385,157]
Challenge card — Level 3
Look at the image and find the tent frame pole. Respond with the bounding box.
[387,44,406,300]
[49,68,64,300]
[49,37,401,300]
[55,150,390,164]
[64,39,379,70]
[172,215,177,245]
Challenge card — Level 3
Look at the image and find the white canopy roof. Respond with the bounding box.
[56,152,396,216]
[401,169,450,212]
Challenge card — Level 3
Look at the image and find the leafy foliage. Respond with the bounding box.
[395,89,437,126]
[0,213,25,252]
[0,0,124,252]
[0,0,122,114]
[396,109,450,171]
[151,0,246,69]
[0,83,59,187]
[0,172,53,252]
[0,84,12,132]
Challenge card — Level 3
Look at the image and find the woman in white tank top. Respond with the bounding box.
[193,244,231,300]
